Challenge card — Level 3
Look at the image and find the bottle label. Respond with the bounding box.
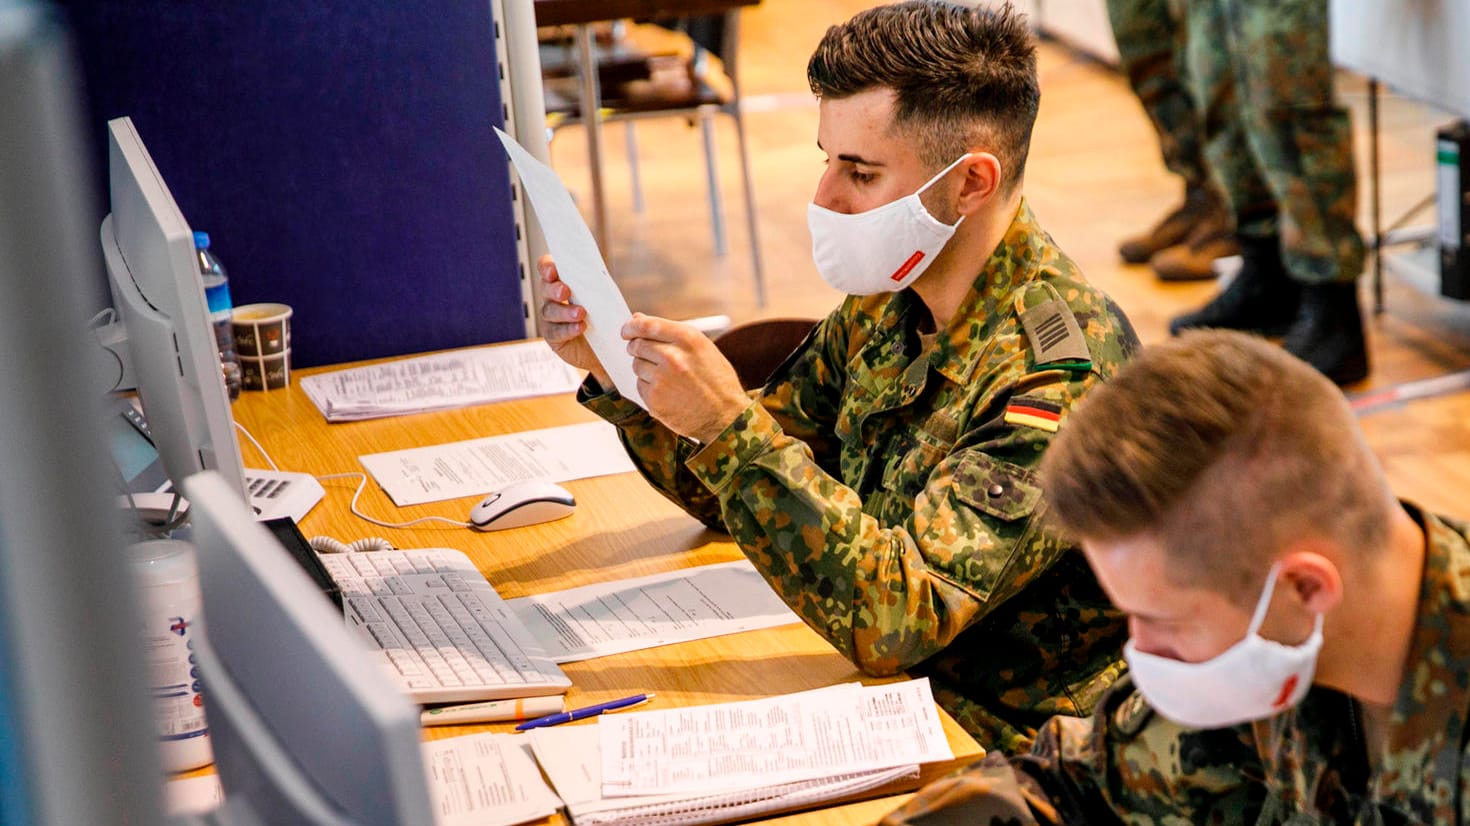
[203,277,234,317]
[141,592,208,741]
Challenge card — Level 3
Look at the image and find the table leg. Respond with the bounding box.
[574,24,609,257]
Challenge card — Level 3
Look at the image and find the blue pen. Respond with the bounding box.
[514,693,654,731]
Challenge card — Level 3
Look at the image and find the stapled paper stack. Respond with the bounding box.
[528,680,953,826]
[300,340,583,422]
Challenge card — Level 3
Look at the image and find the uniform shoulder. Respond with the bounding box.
[1010,274,1139,378]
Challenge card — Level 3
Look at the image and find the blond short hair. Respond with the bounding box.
[1039,330,1393,600]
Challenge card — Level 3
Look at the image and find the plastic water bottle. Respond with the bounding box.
[195,231,242,400]
[127,538,214,772]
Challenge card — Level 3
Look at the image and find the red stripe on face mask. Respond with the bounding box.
[1271,674,1299,708]
[889,251,926,282]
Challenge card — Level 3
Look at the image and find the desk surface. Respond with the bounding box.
[534,0,760,28]
[227,346,983,824]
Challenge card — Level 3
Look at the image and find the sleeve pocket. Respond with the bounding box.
[952,452,1042,521]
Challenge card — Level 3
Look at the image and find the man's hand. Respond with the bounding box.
[537,255,612,389]
[624,313,751,443]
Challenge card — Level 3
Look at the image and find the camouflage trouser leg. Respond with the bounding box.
[1104,0,1209,191]
[1185,0,1365,285]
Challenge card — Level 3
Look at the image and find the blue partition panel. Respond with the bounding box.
[64,1,526,367]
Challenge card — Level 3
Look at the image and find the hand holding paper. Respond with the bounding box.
[495,128,644,407]
[621,313,752,443]
[538,258,612,388]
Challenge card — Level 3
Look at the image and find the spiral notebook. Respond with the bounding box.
[528,680,952,826]
[529,724,918,826]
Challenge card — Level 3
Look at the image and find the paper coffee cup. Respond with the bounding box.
[240,350,290,391]
[233,303,292,357]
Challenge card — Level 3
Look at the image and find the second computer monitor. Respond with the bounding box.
[100,116,247,500]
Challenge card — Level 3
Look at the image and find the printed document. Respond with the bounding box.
[423,732,562,826]
[164,733,563,826]
[599,680,953,797]
[300,341,584,422]
[495,128,645,407]
[360,421,636,506]
[507,560,801,663]
[529,724,918,826]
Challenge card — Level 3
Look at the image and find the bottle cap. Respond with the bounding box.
[193,230,211,250]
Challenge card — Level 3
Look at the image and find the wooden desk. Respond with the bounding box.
[532,0,760,252]
[228,348,982,824]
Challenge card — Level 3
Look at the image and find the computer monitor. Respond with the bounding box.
[0,3,167,822]
[99,115,248,501]
[181,471,434,825]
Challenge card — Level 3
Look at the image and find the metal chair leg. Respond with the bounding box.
[625,122,645,214]
[700,110,728,257]
[730,105,766,307]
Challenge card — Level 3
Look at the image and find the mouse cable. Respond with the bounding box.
[316,472,471,530]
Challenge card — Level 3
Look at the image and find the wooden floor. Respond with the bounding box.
[544,2,1470,521]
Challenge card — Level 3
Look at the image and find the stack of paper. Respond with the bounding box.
[529,680,952,826]
[300,341,584,422]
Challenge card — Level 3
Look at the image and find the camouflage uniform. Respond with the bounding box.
[581,201,1137,754]
[882,504,1470,825]
[1185,0,1364,285]
[1105,0,1210,193]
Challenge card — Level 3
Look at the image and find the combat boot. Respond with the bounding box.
[1169,235,1300,336]
[1149,217,1240,282]
[1282,282,1370,385]
[1119,184,1216,265]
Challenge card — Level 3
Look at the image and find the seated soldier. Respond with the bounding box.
[884,329,1470,824]
[538,0,1137,753]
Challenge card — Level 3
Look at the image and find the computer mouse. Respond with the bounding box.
[468,479,576,531]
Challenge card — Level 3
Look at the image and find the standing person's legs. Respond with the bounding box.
[1226,0,1367,382]
[1108,0,1234,277]
[1170,0,1303,336]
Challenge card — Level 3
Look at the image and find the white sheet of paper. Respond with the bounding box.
[162,736,562,826]
[359,421,636,506]
[507,560,800,663]
[299,341,584,422]
[598,680,953,797]
[495,128,644,407]
[423,732,563,826]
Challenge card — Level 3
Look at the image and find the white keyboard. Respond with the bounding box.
[320,548,571,704]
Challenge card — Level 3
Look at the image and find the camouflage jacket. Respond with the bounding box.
[581,201,1137,753]
[882,504,1470,825]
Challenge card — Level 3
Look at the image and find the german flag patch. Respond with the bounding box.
[1004,397,1062,432]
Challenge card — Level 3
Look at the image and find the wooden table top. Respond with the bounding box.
[221,343,983,823]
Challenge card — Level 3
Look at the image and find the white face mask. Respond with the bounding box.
[807,154,974,295]
[1124,562,1323,729]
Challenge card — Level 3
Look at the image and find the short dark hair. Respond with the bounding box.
[807,0,1039,189]
[1039,330,1394,601]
